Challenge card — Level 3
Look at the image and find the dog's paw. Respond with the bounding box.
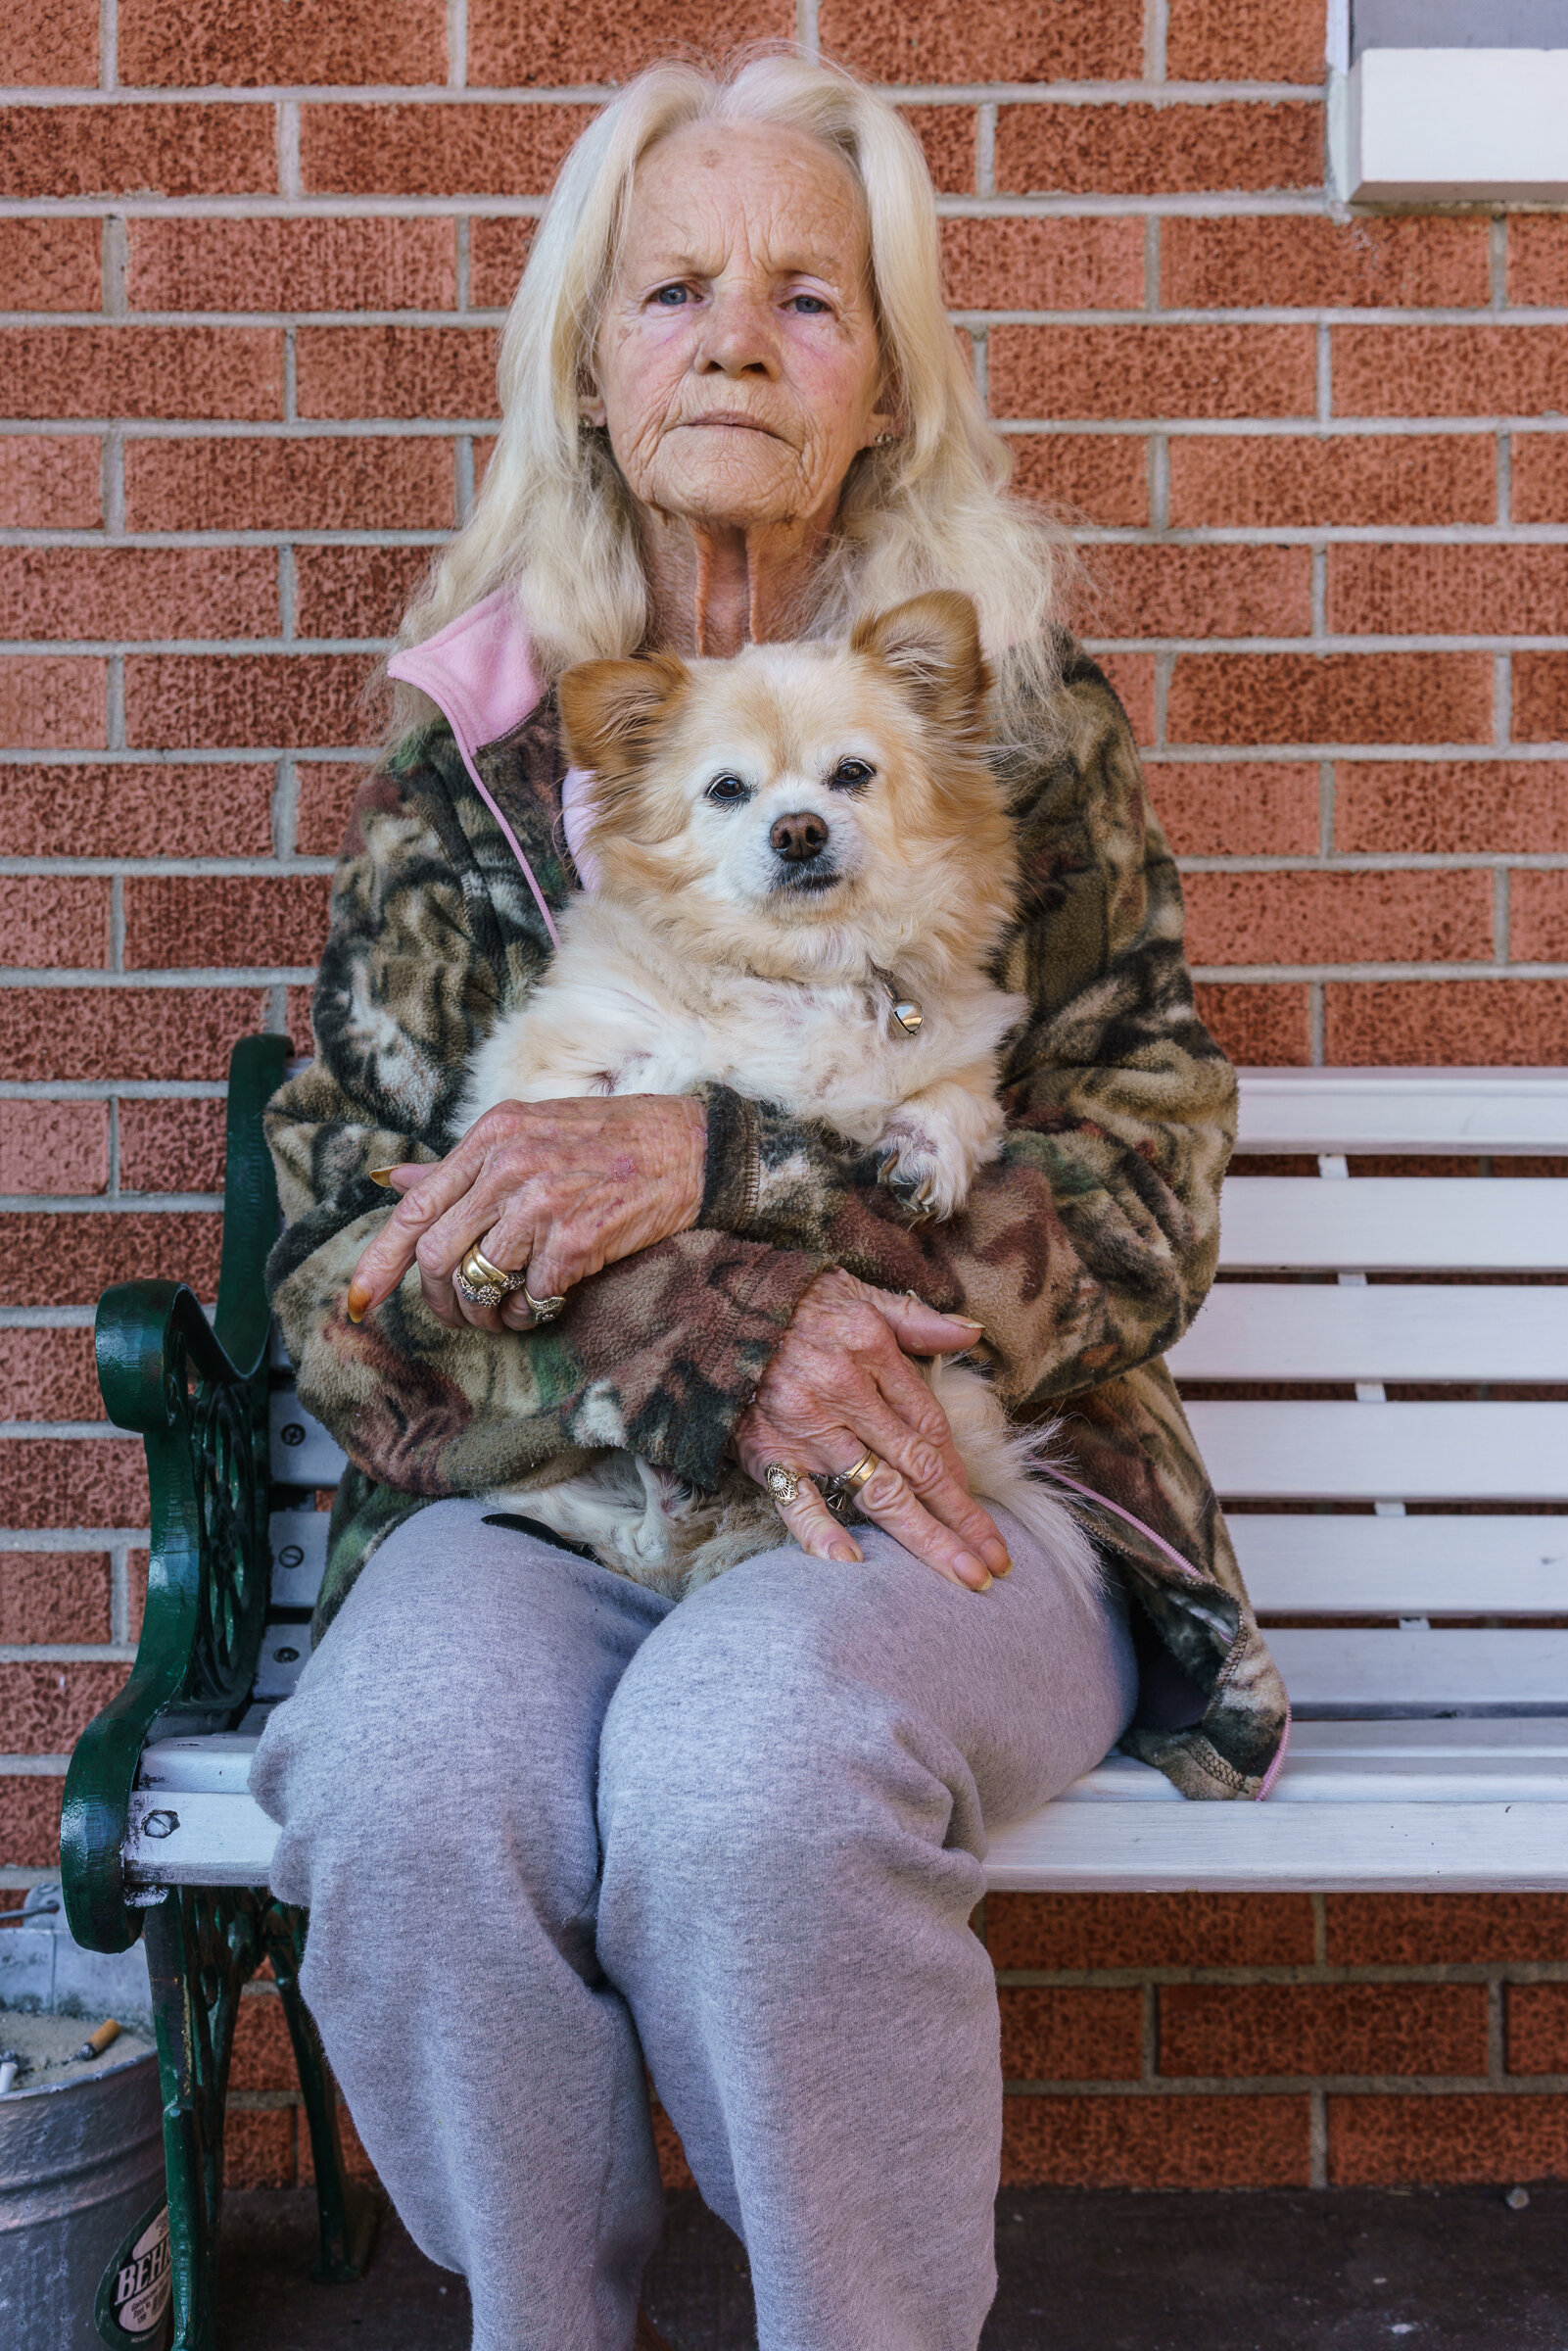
[875,1122,970,1222]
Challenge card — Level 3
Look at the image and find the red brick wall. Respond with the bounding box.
[4,0,1567,2192]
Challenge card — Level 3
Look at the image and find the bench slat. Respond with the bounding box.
[981,1800,1568,1892]
[1217,1178,1568,1271]
[252,1617,311,1700]
[1234,1067,1568,1157]
[1230,1513,1568,1615]
[1263,1626,1568,1714]
[268,1392,350,1486]
[125,1790,278,1888]
[1169,1283,1568,1382]
[267,1509,328,1608]
[1186,1399,1568,1500]
[124,1741,1568,1893]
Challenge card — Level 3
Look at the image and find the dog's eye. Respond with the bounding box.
[829,759,874,792]
[704,774,750,805]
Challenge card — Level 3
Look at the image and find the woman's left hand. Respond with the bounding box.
[346,1094,707,1332]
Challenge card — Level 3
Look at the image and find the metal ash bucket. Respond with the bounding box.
[0,2020,168,2351]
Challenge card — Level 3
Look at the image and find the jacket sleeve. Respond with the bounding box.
[692,649,1238,1408]
[264,730,825,1500]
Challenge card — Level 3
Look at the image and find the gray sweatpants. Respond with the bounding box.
[250,1497,1137,2351]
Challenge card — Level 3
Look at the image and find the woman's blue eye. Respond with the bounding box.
[705,774,750,804]
[653,284,689,306]
[789,294,829,313]
[830,759,873,792]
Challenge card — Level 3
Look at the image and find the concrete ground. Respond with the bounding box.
[216,2180,1568,2348]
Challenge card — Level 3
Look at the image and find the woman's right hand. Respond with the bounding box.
[731,1269,1013,1593]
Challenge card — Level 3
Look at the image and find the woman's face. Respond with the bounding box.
[587,121,896,539]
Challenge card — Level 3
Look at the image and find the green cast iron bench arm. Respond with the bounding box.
[61,1033,290,1956]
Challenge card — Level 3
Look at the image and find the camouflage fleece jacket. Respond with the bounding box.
[265,632,1290,1801]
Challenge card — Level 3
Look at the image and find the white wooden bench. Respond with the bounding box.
[117,1065,1568,1899]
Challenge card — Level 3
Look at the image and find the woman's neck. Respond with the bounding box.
[639,510,829,658]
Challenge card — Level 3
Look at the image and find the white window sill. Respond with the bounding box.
[1337,47,1568,202]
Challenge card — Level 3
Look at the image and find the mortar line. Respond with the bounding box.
[105,653,124,750]
[1308,2087,1328,2187]
[107,873,123,975]
[1317,761,1336,856]
[1152,648,1171,746]
[1497,433,1512,529]
[447,0,468,88]
[99,0,117,90]
[110,1542,128,1647]
[106,1091,119,1199]
[1311,1894,1327,1968]
[1144,214,1160,312]
[800,0,820,62]
[102,426,125,535]
[277,101,302,203]
[1491,216,1508,311]
[1142,1982,1159,2082]
[1308,980,1325,1066]
[1150,434,1169,530]
[454,214,470,310]
[102,215,126,318]
[1316,323,1331,427]
[1145,0,1168,83]
[455,435,476,522]
[273,756,299,858]
[0,76,1330,104]
[277,544,295,641]
[1496,652,1512,748]
[1495,866,1511,963]
[975,105,997,200]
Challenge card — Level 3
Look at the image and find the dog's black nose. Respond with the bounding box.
[770,810,829,862]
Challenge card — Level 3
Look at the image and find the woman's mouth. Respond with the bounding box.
[681,412,783,438]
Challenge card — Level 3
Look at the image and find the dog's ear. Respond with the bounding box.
[849,592,989,724]
[557,651,690,777]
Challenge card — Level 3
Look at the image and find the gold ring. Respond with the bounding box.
[522,1285,567,1325]
[764,1463,803,1507]
[454,1243,529,1308]
[839,1449,879,1492]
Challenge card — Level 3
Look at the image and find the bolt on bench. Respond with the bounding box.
[61,1037,1568,2349]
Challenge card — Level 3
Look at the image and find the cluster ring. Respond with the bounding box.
[454,1242,529,1309]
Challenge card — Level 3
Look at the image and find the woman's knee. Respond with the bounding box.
[596,1582,980,1931]
[252,1506,644,1918]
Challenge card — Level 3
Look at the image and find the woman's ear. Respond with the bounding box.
[557,652,690,778]
[850,592,990,725]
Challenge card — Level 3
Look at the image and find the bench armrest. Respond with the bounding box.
[61,1033,290,1952]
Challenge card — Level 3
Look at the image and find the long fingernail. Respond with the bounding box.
[947,1315,986,1328]
[346,1282,370,1323]
[365,1167,398,1188]
[830,1543,860,1564]
[955,1552,992,1590]
[981,1539,1012,1576]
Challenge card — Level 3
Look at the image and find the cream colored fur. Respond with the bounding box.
[458,594,1100,1604]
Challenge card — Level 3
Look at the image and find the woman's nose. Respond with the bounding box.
[770,811,830,863]
[696,289,781,377]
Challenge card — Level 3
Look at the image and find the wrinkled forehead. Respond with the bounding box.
[665,646,908,781]
[617,120,871,284]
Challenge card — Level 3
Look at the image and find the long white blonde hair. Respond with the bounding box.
[392,48,1069,738]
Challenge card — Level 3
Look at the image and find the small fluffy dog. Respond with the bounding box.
[458,591,1098,1602]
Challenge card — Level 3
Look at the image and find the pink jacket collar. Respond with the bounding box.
[388,588,596,945]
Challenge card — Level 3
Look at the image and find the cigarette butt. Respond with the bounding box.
[73,2019,120,2062]
[0,2053,20,2093]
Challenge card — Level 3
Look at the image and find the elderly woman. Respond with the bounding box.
[253,50,1286,2351]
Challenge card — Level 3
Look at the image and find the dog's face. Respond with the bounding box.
[558,593,1017,976]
